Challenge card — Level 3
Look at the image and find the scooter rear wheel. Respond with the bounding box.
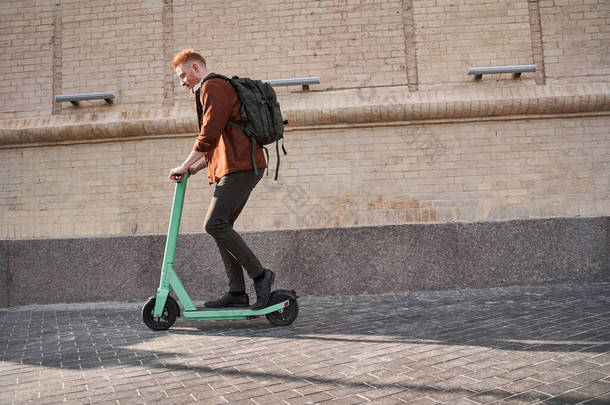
[142,296,178,331]
[265,299,299,326]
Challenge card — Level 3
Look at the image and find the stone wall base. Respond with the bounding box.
[1,216,607,307]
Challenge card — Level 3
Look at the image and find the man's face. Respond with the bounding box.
[175,62,203,94]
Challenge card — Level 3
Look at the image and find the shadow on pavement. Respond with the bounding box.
[0,283,608,404]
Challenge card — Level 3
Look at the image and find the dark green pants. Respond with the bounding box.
[203,170,265,292]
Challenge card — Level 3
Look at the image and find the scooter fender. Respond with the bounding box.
[267,289,298,306]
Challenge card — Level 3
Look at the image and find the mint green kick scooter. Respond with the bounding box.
[142,172,299,331]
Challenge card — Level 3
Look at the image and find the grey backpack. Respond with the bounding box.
[203,74,287,180]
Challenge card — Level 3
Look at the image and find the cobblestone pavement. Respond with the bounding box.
[0,283,609,405]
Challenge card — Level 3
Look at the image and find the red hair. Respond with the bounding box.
[171,49,206,69]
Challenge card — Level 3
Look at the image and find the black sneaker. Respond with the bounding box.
[204,292,249,308]
[251,269,275,310]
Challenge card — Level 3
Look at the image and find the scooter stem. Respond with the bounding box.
[154,172,191,316]
[162,172,188,274]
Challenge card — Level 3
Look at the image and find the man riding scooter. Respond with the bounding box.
[168,49,275,310]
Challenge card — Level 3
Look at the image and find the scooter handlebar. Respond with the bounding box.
[172,171,189,182]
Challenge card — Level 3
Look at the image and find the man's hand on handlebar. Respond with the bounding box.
[169,166,188,183]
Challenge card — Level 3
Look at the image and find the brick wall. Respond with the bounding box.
[173,0,408,98]
[0,0,54,119]
[0,0,609,240]
[2,0,609,119]
[1,115,607,238]
[540,0,610,83]
[60,0,165,109]
[414,0,534,88]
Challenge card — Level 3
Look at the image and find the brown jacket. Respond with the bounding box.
[194,75,267,184]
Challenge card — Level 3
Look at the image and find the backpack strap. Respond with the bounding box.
[201,73,231,84]
[226,121,265,176]
[276,137,288,180]
[274,141,280,181]
[252,139,258,176]
[262,144,270,176]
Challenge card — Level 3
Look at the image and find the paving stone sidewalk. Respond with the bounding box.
[0,283,609,405]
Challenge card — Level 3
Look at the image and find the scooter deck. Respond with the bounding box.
[182,300,290,320]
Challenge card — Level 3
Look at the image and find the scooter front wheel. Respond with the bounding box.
[265,299,299,326]
[142,296,178,331]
